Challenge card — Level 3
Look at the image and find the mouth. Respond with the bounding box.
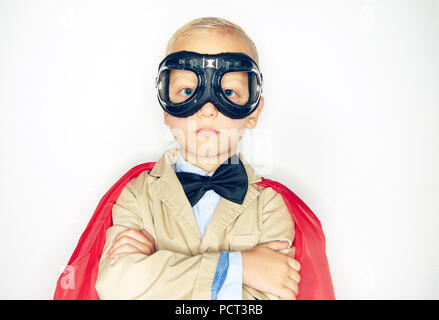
[196,127,220,136]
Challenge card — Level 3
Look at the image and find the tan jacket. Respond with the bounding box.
[95,147,295,300]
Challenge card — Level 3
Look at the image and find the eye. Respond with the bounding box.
[179,88,195,97]
[223,89,237,98]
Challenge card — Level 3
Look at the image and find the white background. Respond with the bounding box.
[1,0,438,299]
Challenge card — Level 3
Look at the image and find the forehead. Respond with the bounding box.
[170,29,253,59]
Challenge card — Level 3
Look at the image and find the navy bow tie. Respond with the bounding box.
[175,154,249,207]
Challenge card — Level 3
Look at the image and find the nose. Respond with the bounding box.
[196,102,218,118]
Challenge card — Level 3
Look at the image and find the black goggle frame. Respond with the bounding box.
[155,50,264,119]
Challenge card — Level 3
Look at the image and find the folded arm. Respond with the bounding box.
[95,184,220,300]
[210,187,299,300]
[241,187,298,300]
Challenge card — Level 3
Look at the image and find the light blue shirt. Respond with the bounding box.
[172,149,243,300]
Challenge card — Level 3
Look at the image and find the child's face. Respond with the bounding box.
[163,29,264,163]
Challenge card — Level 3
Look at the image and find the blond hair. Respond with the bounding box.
[164,17,260,67]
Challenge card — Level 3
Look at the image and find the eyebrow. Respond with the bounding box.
[172,74,196,79]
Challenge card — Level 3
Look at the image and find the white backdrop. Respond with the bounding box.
[1,0,438,299]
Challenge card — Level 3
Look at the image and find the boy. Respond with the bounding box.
[54,17,335,300]
[97,17,300,300]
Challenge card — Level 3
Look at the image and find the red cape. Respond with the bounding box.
[54,162,335,300]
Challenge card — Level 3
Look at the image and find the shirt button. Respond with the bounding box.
[206,206,213,214]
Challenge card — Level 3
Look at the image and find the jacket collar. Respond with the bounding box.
[149,147,262,184]
[148,147,262,247]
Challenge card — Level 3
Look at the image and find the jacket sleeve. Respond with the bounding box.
[95,182,221,300]
[242,187,296,300]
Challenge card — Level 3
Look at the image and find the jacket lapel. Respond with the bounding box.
[200,153,262,252]
[149,148,203,241]
[148,147,263,251]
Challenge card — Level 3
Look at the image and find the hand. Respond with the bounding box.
[241,240,301,300]
[106,229,156,263]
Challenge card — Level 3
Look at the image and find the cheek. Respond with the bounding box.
[167,116,189,130]
[217,120,247,140]
[166,118,190,141]
[218,114,247,128]
[227,119,248,133]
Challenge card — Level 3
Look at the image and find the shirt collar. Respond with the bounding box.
[149,147,262,184]
[173,149,239,177]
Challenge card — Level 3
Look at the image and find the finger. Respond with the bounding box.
[141,229,155,244]
[287,257,301,272]
[114,236,154,256]
[112,231,155,254]
[108,243,141,261]
[289,269,301,284]
[286,246,296,259]
[283,247,294,258]
[108,236,154,258]
[112,235,153,254]
[260,240,290,251]
[108,251,131,262]
[283,278,299,296]
[107,233,154,262]
[290,246,296,258]
[107,243,135,260]
[106,244,144,263]
[106,240,120,261]
[278,287,296,300]
[113,229,152,247]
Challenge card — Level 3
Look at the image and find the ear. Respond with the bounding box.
[246,96,264,129]
[163,110,169,125]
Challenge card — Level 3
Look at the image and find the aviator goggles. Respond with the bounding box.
[155,50,264,119]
